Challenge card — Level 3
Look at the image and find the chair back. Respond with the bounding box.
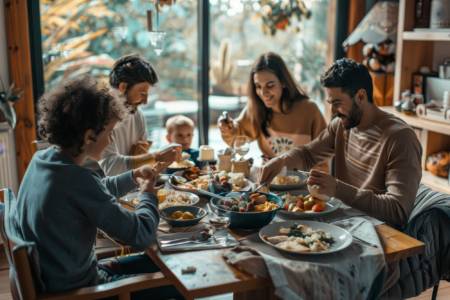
[0,188,43,300]
[31,140,52,154]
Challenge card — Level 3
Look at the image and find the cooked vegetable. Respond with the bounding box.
[238,201,248,209]
[313,198,326,207]
[288,203,296,212]
[182,212,195,219]
[292,206,304,213]
[250,193,260,199]
[170,211,183,219]
[297,198,304,209]
[231,205,240,212]
[312,204,324,212]
[246,202,255,212]
[288,223,303,237]
[304,200,315,211]
[284,203,289,210]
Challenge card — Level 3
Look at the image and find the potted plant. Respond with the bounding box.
[0,77,24,129]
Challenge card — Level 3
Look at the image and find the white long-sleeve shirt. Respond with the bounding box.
[83,108,148,176]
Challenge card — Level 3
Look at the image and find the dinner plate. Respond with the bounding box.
[168,171,254,196]
[259,221,353,255]
[275,190,341,218]
[269,170,308,191]
[120,190,200,208]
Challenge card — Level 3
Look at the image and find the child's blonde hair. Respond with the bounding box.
[166,115,195,135]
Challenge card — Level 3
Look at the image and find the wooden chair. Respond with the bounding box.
[0,188,171,300]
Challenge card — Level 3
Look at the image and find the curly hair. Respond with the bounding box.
[320,58,374,103]
[37,76,129,156]
[109,54,158,91]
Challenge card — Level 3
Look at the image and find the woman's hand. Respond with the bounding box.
[306,169,338,198]
[156,146,181,165]
[218,115,234,133]
[134,162,166,196]
[257,157,286,186]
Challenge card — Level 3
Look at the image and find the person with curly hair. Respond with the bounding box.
[83,53,182,176]
[16,76,183,299]
[258,58,423,295]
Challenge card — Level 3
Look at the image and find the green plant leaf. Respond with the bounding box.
[0,99,16,128]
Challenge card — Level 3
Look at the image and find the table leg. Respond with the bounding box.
[233,286,281,300]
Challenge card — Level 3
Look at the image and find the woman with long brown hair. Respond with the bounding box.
[219,52,329,172]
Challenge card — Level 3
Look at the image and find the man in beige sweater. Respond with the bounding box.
[259,58,422,292]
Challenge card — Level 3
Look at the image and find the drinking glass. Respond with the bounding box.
[209,210,231,245]
[234,135,250,160]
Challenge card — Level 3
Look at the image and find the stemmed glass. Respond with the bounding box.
[234,135,250,160]
[208,208,231,245]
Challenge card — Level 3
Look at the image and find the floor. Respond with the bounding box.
[0,249,449,300]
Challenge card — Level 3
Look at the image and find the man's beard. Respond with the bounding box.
[125,100,136,114]
[338,100,363,130]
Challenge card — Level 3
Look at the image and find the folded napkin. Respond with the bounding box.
[223,217,386,300]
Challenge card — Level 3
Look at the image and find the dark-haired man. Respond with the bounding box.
[259,58,423,293]
[84,54,181,176]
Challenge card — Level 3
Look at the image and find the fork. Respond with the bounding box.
[314,217,379,248]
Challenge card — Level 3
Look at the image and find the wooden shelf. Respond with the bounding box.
[421,170,450,194]
[380,106,450,136]
[403,31,450,42]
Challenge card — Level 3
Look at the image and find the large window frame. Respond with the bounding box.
[27,0,349,146]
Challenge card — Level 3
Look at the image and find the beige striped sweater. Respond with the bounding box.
[281,112,422,227]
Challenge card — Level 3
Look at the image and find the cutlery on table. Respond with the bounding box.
[160,231,212,248]
[314,217,379,248]
[117,199,136,209]
[157,174,187,184]
[293,168,310,176]
[198,189,235,199]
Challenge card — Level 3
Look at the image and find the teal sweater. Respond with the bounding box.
[16,148,160,293]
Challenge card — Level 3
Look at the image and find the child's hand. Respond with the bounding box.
[134,162,166,182]
[156,146,181,165]
[218,115,234,133]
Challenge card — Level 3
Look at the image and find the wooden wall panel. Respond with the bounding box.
[347,0,365,63]
[4,0,36,181]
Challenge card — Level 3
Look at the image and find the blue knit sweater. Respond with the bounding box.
[16,148,160,293]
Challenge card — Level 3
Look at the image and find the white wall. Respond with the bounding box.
[0,0,10,87]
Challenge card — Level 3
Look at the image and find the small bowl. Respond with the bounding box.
[160,206,207,227]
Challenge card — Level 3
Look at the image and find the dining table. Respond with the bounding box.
[139,194,426,300]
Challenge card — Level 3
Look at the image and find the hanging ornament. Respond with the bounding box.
[147,4,166,56]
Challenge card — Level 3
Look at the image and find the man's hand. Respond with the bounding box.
[156,146,182,165]
[257,157,286,185]
[306,169,338,198]
[134,162,166,196]
[217,115,234,133]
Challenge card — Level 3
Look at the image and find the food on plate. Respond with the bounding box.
[219,193,279,213]
[199,145,215,161]
[263,223,336,252]
[177,170,248,192]
[168,211,196,220]
[129,189,197,209]
[281,192,325,213]
[307,184,331,201]
[167,160,194,169]
[181,266,197,274]
[272,175,306,185]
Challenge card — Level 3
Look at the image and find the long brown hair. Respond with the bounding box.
[248,52,308,137]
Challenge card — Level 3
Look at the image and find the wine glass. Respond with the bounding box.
[209,210,231,245]
[234,135,250,160]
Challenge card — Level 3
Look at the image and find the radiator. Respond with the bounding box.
[0,123,19,195]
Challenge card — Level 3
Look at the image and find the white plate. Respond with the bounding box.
[259,221,353,255]
[276,190,341,218]
[269,170,308,191]
[168,171,254,196]
[120,190,200,208]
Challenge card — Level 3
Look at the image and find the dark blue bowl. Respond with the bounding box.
[210,192,282,229]
[160,206,207,228]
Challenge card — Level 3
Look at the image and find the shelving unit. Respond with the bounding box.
[403,31,450,42]
[390,0,450,195]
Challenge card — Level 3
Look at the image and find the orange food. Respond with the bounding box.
[284,203,289,210]
[250,193,260,199]
[297,199,304,209]
[312,204,324,212]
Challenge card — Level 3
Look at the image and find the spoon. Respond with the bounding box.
[293,168,310,175]
[225,182,266,199]
[198,189,236,200]
[161,174,187,184]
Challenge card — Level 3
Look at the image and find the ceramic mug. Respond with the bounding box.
[217,154,235,172]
